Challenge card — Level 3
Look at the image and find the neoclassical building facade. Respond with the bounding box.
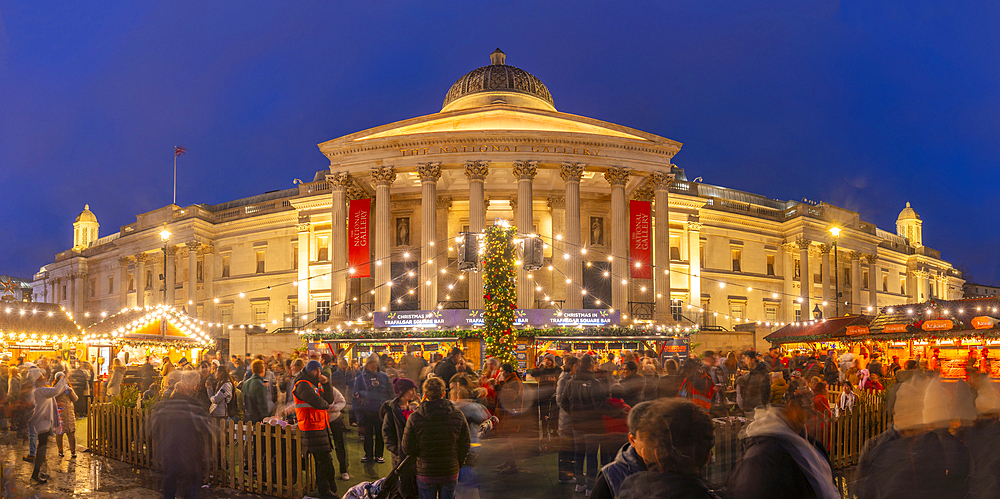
[33,49,964,351]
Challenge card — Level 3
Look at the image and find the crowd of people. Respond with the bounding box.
[6,343,1000,499]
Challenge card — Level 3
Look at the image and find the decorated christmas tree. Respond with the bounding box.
[483,222,517,365]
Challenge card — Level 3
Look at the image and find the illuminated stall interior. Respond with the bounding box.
[311,337,464,367]
[83,304,215,376]
[533,335,690,367]
[764,315,871,356]
[0,302,84,363]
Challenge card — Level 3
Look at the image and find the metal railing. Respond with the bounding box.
[440,300,469,309]
[534,299,566,309]
[345,302,375,319]
[628,301,654,320]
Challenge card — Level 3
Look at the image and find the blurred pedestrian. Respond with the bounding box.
[54,372,79,457]
[382,378,419,499]
[559,354,606,495]
[556,356,579,483]
[355,353,392,463]
[401,377,471,499]
[294,360,339,499]
[591,401,653,499]
[29,371,68,484]
[151,370,213,499]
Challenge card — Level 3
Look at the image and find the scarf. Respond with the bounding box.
[857,369,870,391]
[744,406,840,499]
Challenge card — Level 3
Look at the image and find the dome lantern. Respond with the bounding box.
[73,204,99,250]
[896,202,923,247]
[442,49,555,112]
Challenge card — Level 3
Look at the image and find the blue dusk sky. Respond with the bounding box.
[1,1,998,285]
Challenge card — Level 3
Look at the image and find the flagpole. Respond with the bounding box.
[173,150,177,205]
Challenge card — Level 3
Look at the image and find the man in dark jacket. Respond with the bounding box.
[354,353,393,463]
[242,359,269,424]
[591,401,653,499]
[150,371,213,499]
[139,357,157,392]
[530,354,562,441]
[381,378,419,499]
[433,348,462,394]
[735,350,770,417]
[618,362,645,407]
[293,360,337,499]
[557,354,607,495]
[402,376,471,499]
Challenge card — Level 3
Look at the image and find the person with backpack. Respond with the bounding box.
[558,354,607,496]
[679,359,715,413]
[243,359,270,424]
[206,365,237,420]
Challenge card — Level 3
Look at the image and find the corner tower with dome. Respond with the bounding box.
[31,49,964,355]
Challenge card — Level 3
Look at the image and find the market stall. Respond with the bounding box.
[83,304,216,378]
[764,315,871,356]
[0,302,84,363]
[309,335,463,367]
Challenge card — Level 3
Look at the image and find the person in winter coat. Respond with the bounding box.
[812,382,831,416]
[728,392,840,499]
[433,348,462,394]
[617,399,718,499]
[54,372,79,457]
[770,371,789,404]
[68,361,90,416]
[591,401,653,499]
[558,354,608,495]
[495,362,526,474]
[382,378,419,499]
[107,358,126,398]
[735,350,771,416]
[28,373,69,484]
[150,371,213,499]
[139,356,157,392]
[556,356,578,483]
[618,361,646,408]
[657,359,683,398]
[401,376,471,499]
[206,365,235,419]
[294,360,338,499]
[529,354,562,441]
[601,384,631,467]
[354,353,393,463]
[243,359,270,424]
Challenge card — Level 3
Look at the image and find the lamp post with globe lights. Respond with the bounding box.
[159,228,171,305]
[830,226,841,317]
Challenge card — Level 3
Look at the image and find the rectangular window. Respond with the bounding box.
[316,301,331,323]
[146,270,153,289]
[815,263,822,284]
[253,304,268,323]
[669,235,681,260]
[222,256,231,278]
[62,285,67,301]
[256,251,266,274]
[317,236,329,262]
[863,269,869,290]
[220,307,233,325]
[731,249,742,272]
[288,300,297,316]
[90,279,96,298]
[699,244,705,268]
[108,276,114,294]
[900,277,906,295]
[765,305,777,322]
[671,299,682,321]
[766,255,775,276]
[197,261,204,283]
[882,274,889,293]
[292,245,298,269]
[128,273,134,292]
[843,267,851,286]
[795,306,802,322]
[729,303,744,319]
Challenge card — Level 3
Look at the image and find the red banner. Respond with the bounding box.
[348,199,371,278]
[629,200,652,279]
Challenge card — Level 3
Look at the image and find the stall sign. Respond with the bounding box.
[406,345,422,352]
[922,320,954,331]
[846,326,870,336]
[890,342,908,347]
[937,339,955,345]
[608,342,623,350]
[973,316,999,330]
[356,345,372,354]
[883,323,909,333]
[13,342,57,351]
[572,342,589,351]
[555,343,571,351]
[589,343,605,351]
[623,342,639,350]
[373,308,621,329]
[424,344,439,351]
[662,338,690,355]
[387,344,404,353]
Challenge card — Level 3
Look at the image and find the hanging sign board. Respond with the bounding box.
[373,309,620,328]
[883,323,909,334]
[922,320,954,331]
[629,200,652,279]
[972,316,998,330]
[348,199,371,278]
[846,326,870,336]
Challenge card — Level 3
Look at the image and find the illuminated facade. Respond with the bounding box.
[32,49,964,353]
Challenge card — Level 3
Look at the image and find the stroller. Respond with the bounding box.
[342,457,411,499]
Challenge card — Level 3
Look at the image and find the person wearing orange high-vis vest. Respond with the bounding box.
[293,360,337,499]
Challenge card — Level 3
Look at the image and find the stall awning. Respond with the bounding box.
[0,302,83,345]
[84,305,214,348]
[765,315,870,345]
[866,298,1000,339]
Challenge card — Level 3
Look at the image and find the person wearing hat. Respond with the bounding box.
[381,378,419,499]
[293,359,338,499]
[354,353,392,463]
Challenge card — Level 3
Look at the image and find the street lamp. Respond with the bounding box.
[829,226,841,316]
[159,228,171,304]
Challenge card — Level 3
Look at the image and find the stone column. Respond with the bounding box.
[688,221,702,313]
[850,251,862,314]
[297,222,311,322]
[513,160,537,310]
[915,270,928,302]
[119,256,131,310]
[866,254,879,310]
[369,167,395,312]
[466,161,489,310]
[796,238,812,320]
[201,245,215,320]
[165,246,177,307]
[418,163,441,310]
[651,172,675,323]
[69,273,78,318]
[327,172,353,320]
[134,253,147,308]
[548,196,566,304]
[606,167,630,310]
[783,243,797,322]
[819,244,831,318]
[186,241,201,316]
[560,163,584,309]
[436,196,452,302]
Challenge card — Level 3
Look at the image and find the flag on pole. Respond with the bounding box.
[174,146,187,157]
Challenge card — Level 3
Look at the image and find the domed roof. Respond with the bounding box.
[897,202,920,221]
[75,204,97,224]
[442,49,554,112]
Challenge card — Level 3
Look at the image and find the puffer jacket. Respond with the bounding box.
[735,362,771,411]
[558,371,607,433]
[354,368,393,414]
[556,371,574,438]
[401,398,471,479]
[591,442,646,499]
[380,397,414,470]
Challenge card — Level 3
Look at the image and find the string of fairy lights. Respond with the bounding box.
[24,222,999,339]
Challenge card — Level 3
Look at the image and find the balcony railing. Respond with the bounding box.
[534,299,566,309]
[628,301,654,321]
[439,300,469,310]
[345,302,375,320]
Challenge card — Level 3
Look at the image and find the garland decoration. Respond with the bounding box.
[299,325,686,342]
[483,223,518,365]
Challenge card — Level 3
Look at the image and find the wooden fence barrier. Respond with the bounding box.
[88,403,315,499]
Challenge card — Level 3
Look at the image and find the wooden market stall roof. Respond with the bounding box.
[764,315,870,345]
[0,302,83,339]
[83,304,214,347]
[867,297,1000,339]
